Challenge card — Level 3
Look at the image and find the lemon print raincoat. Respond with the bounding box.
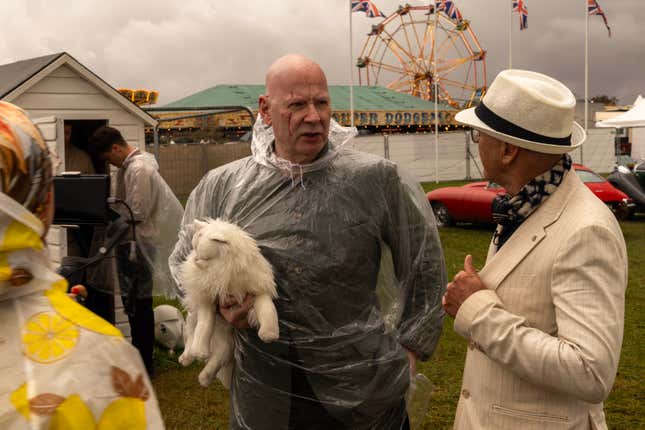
[0,101,164,429]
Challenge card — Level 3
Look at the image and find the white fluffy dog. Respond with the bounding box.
[178,218,279,388]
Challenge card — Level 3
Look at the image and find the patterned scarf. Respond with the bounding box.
[0,101,54,217]
[492,154,572,248]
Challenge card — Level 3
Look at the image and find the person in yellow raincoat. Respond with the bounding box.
[0,101,165,430]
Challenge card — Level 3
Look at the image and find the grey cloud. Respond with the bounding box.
[1,0,643,105]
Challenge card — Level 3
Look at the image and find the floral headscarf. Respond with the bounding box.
[0,101,53,217]
[1,102,56,283]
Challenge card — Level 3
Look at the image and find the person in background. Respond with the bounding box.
[170,54,446,430]
[0,101,164,429]
[64,123,95,174]
[443,69,628,429]
[89,126,183,378]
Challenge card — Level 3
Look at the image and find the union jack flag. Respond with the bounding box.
[588,0,611,37]
[435,0,463,23]
[512,0,528,30]
[351,1,386,18]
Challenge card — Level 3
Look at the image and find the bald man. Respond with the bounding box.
[169,55,446,430]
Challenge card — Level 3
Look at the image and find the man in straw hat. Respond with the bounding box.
[442,70,627,429]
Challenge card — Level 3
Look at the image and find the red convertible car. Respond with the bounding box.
[427,164,633,227]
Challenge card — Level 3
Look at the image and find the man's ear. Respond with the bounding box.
[258,95,272,126]
[501,142,520,166]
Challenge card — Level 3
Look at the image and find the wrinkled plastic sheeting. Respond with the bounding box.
[169,117,447,429]
[406,373,435,429]
[87,152,184,299]
[126,152,184,298]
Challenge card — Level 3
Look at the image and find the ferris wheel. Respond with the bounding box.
[356,2,487,109]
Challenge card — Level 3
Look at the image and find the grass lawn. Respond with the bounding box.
[152,216,645,429]
[421,180,475,193]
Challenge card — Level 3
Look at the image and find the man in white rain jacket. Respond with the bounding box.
[89,126,183,376]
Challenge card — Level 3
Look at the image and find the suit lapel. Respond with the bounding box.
[479,170,580,290]
[485,226,502,263]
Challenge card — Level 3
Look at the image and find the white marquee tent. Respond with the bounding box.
[596,95,645,128]
[596,95,645,160]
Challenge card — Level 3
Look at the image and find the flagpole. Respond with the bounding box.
[509,0,513,68]
[349,1,355,128]
[434,4,439,183]
[583,0,588,164]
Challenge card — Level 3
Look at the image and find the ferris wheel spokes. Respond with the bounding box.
[356,3,487,109]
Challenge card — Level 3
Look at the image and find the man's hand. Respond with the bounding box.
[219,294,255,329]
[442,255,487,317]
[405,348,418,376]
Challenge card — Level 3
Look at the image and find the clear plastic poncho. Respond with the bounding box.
[169,117,447,430]
[109,149,184,299]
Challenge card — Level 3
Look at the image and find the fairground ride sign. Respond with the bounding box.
[151,109,456,129]
[332,110,456,127]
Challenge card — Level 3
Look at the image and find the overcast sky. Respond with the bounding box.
[2,0,643,106]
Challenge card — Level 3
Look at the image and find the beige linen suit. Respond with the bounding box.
[453,169,627,430]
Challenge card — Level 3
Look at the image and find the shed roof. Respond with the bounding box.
[0,52,157,126]
[0,53,64,98]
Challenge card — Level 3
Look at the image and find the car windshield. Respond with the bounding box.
[575,169,605,183]
[486,182,501,189]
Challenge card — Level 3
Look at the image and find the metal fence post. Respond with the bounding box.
[201,143,209,177]
[384,134,390,160]
[153,124,160,161]
[465,130,471,180]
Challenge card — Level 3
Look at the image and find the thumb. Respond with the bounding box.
[464,254,477,274]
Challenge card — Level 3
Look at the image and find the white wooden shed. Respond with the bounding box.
[0,52,157,264]
[0,52,158,336]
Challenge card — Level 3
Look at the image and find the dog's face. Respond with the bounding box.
[192,220,231,261]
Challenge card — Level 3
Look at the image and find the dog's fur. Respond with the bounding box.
[178,218,279,388]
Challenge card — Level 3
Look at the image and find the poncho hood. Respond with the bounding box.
[250,115,357,185]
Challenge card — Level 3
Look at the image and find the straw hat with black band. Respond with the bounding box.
[455,69,586,154]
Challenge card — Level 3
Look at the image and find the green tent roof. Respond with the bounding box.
[164,85,452,112]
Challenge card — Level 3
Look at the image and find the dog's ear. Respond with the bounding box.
[193,219,209,232]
